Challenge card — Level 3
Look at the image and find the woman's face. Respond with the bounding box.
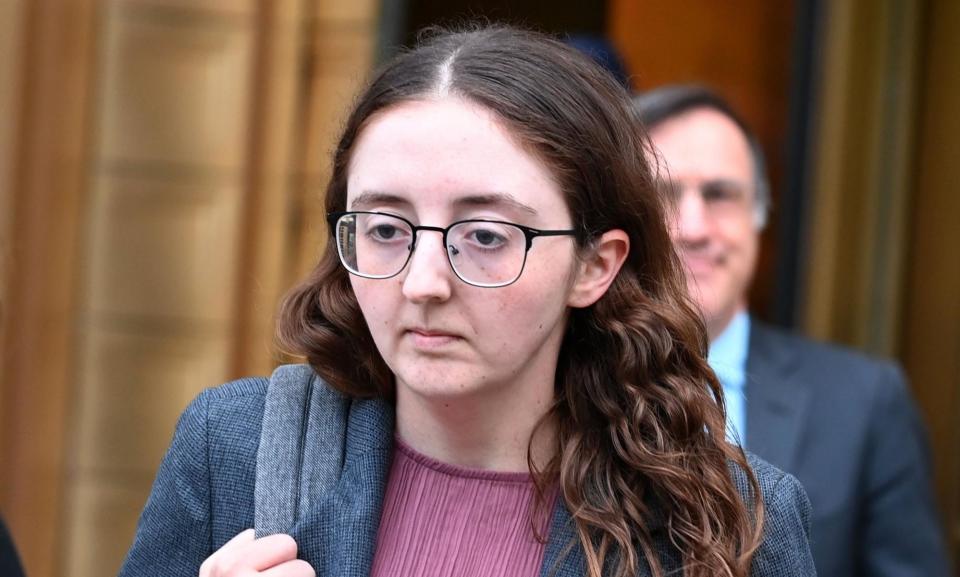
[345,97,583,407]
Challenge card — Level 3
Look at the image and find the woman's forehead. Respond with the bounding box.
[345,98,567,219]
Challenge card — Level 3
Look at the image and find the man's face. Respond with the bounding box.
[648,107,761,340]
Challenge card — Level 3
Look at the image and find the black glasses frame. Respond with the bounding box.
[327,211,577,288]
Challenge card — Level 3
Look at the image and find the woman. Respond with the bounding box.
[120,25,814,577]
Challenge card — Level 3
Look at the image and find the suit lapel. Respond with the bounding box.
[745,322,810,474]
[295,397,394,577]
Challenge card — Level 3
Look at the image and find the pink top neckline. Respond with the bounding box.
[393,437,538,483]
[371,437,559,577]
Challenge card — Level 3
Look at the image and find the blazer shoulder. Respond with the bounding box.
[750,321,906,394]
[736,453,817,576]
[732,452,805,503]
[196,374,270,404]
[120,375,271,576]
[185,375,269,427]
[752,321,881,364]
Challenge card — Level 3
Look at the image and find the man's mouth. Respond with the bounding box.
[681,253,717,276]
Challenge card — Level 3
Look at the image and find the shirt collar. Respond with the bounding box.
[707,311,750,390]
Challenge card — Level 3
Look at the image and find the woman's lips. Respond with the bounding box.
[406,328,461,349]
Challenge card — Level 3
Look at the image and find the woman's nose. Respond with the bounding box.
[400,231,454,303]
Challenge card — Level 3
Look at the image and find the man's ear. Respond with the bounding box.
[568,229,629,308]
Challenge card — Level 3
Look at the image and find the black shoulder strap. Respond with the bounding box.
[254,364,349,536]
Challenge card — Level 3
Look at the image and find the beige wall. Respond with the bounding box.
[0,1,379,575]
[799,0,960,562]
[0,2,98,575]
[802,0,922,356]
[0,0,23,303]
[902,0,960,561]
[66,3,258,571]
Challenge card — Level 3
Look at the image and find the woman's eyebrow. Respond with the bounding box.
[351,191,539,216]
[453,193,538,216]
[350,191,411,210]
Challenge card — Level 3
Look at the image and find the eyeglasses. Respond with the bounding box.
[327,211,577,288]
[658,179,754,218]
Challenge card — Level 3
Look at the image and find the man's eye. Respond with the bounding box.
[702,184,743,203]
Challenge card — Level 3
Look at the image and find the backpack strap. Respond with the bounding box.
[255,364,349,536]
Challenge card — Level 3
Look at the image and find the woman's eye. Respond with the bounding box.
[368,224,405,241]
[463,227,509,249]
[375,225,396,238]
[471,229,503,246]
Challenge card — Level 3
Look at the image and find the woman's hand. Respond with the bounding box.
[199,529,316,577]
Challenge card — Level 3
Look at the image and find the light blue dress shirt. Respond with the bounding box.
[707,311,750,446]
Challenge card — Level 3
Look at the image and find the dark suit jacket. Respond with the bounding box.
[120,375,816,576]
[0,516,25,577]
[745,321,949,577]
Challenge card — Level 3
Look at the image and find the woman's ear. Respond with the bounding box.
[568,229,630,308]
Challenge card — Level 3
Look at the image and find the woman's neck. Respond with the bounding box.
[394,382,557,473]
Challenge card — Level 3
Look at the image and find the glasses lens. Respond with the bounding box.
[658,179,754,218]
[447,221,526,286]
[335,213,413,278]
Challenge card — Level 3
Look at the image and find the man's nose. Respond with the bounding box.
[673,187,710,243]
[400,231,454,303]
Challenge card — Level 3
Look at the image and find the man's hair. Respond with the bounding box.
[277,25,763,577]
[633,85,771,228]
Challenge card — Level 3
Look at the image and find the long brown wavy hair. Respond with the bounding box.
[277,24,764,577]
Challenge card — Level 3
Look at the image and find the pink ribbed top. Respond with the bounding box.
[370,439,558,577]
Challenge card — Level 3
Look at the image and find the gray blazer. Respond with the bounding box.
[745,321,949,577]
[119,375,816,576]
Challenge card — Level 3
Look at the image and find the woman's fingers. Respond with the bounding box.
[220,529,257,553]
[239,533,299,571]
[199,529,310,576]
[260,559,316,577]
[199,530,252,577]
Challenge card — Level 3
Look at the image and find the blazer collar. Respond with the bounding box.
[745,321,811,473]
[294,397,395,577]
[540,503,587,577]
[540,499,665,577]
[540,486,679,577]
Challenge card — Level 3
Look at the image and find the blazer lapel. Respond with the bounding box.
[294,397,394,577]
[541,497,666,576]
[540,503,586,577]
[745,322,810,474]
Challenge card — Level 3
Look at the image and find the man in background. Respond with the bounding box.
[633,85,949,577]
